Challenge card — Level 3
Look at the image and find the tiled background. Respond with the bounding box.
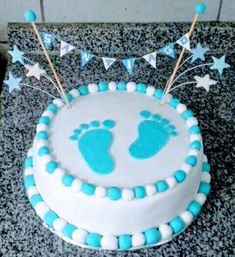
[0,0,235,42]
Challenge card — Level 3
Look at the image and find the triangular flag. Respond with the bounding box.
[80,51,94,67]
[102,57,116,70]
[176,33,191,51]
[41,32,57,50]
[60,41,75,57]
[122,58,136,75]
[143,52,157,68]
[160,43,176,59]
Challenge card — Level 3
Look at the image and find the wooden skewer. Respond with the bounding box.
[31,22,70,108]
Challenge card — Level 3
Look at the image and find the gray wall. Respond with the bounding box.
[0,0,234,41]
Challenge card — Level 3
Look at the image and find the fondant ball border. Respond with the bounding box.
[35,81,202,201]
[24,149,211,250]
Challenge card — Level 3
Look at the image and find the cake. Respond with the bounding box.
[23,81,211,250]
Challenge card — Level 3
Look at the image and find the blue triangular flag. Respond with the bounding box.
[160,43,176,59]
[41,32,57,50]
[176,33,190,51]
[122,58,136,74]
[80,51,94,67]
[143,52,156,68]
[102,57,116,70]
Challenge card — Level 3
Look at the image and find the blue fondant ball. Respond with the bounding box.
[195,3,207,14]
[24,10,37,22]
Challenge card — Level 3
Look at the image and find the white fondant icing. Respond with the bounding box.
[203,154,208,162]
[190,134,202,142]
[24,167,33,176]
[165,176,177,188]
[88,83,98,93]
[36,124,48,132]
[176,103,187,114]
[27,148,33,156]
[126,82,136,92]
[145,184,157,196]
[71,179,83,192]
[36,140,48,150]
[159,224,172,241]
[122,188,134,201]
[95,186,106,198]
[54,168,66,180]
[53,218,67,233]
[188,149,200,156]
[101,235,118,250]
[108,81,117,91]
[40,155,52,165]
[201,172,211,183]
[132,233,145,247]
[146,86,155,96]
[42,110,54,119]
[180,211,193,226]
[70,88,80,98]
[195,193,207,205]
[53,98,64,108]
[181,163,192,175]
[72,229,88,244]
[35,202,50,219]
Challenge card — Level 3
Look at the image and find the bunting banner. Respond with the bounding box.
[143,52,157,68]
[160,43,176,59]
[80,51,94,67]
[102,57,116,70]
[60,41,76,57]
[41,32,57,50]
[176,33,191,51]
[122,58,136,75]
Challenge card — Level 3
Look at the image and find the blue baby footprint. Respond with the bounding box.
[129,110,177,159]
[70,120,116,175]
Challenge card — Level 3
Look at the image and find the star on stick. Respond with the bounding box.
[210,55,230,75]
[3,72,22,93]
[194,74,217,92]
[25,63,46,80]
[8,45,25,64]
[190,43,209,63]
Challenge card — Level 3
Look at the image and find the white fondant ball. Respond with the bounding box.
[70,88,80,98]
[27,148,33,156]
[176,103,187,114]
[53,98,64,108]
[145,184,156,196]
[190,134,202,142]
[165,176,177,188]
[195,193,207,205]
[180,211,193,226]
[188,149,199,156]
[36,140,48,150]
[54,168,65,180]
[122,188,134,201]
[95,186,106,198]
[201,172,211,183]
[186,117,198,128]
[24,167,34,176]
[88,83,98,93]
[35,202,50,219]
[108,81,117,91]
[72,228,88,244]
[36,124,48,133]
[159,224,172,241]
[203,155,208,162]
[101,235,118,250]
[27,187,38,198]
[146,86,155,96]
[181,163,192,175]
[127,82,136,92]
[41,155,52,165]
[71,179,83,192]
[53,218,67,233]
[42,110,54,119]
[132,233,145,247]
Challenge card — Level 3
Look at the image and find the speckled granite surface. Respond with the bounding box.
[0,22,234,257]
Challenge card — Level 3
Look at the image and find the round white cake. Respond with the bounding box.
[24,81,211,250]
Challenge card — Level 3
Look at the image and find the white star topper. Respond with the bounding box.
[25,63,46,80]
[194,74,217,92]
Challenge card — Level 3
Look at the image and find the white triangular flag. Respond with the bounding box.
[176,33,191,51]
[102,57,116,70]
[143,52,157,68]
[60,41,76,57]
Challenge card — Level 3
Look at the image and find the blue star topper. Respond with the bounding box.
[210,55,230,75]
[8,45,25,65]
[3,72,22,93]
[190,43,209,63]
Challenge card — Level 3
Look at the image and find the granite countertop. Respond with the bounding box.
[0,22,234,257]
